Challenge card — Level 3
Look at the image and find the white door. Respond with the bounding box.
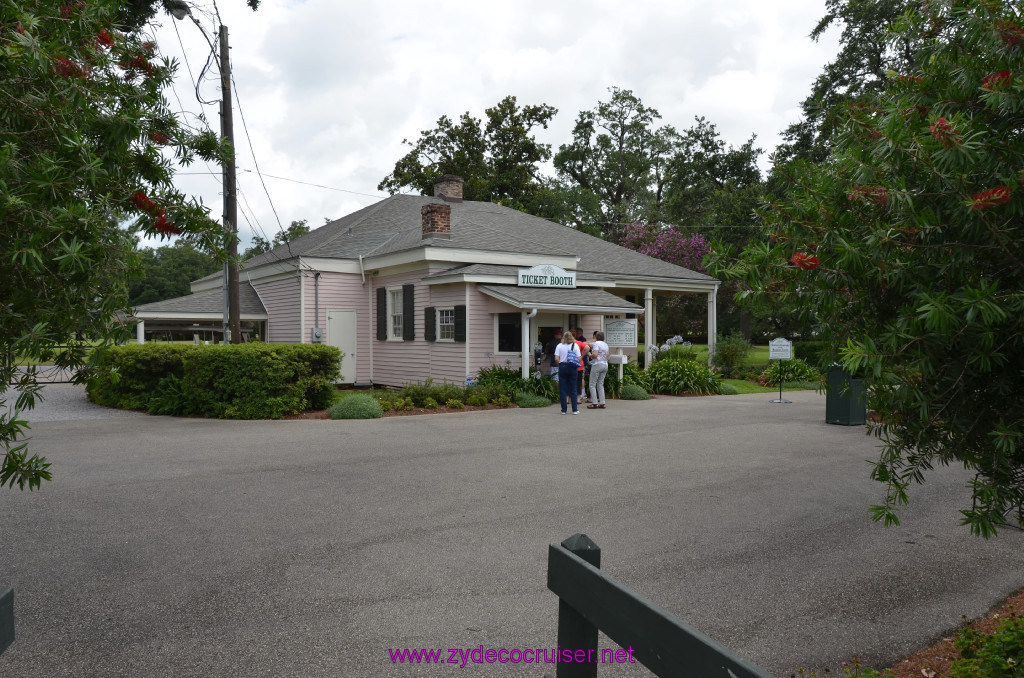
[327,309,357,383]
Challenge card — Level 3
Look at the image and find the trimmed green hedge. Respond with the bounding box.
[87,343,341,419]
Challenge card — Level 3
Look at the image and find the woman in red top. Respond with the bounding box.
[573,328,589,403]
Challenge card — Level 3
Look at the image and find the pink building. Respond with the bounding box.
[132,176,720,387]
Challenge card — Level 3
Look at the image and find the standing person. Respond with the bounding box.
[587,331,610,409]
[544,329,563,380]
[554,330,582,414]
[573,328,589,403]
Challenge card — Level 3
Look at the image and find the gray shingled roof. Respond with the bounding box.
[217,194,713,283]
[477,285,644,312]
[134,282,267,316]
[422,263,606,281]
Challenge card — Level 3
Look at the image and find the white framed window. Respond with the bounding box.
[388,287,404,341]
[495,313,522,354]
[437,307,455,342]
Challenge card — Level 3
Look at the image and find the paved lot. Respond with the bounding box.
[1,385,1022,677]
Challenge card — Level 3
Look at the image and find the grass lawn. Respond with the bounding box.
[720,378,822,394]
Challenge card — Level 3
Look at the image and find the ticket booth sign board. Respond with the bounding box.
[768,338,793,404]
[517,264,576,289]
[768,338,793,361]
[605,319,637,348]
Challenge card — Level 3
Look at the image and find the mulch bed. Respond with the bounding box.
[885,588,1023,678]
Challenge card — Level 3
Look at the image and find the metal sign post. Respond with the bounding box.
[768,338,793,404]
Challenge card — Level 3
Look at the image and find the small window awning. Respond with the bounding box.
[477,285,643,314]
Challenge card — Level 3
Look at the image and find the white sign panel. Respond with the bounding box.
[604,319,637,348]
[768,337,793,360]
[517,264,576,289]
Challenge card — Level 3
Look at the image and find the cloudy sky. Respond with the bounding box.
[149,0,842,250]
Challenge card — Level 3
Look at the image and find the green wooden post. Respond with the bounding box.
[0,587,13,656]
[555,534,600,678]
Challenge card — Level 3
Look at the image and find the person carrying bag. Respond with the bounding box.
[554,331,582,415]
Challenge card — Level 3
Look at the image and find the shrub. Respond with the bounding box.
[715,332,752,377]
[493,393,512,408]
[445,398,464,409]
[647,359,721,396]
[328,393,383,419]
[514,391,551,408]
[795,340,834,371]
[719,383,740,395]
[87,343,341,419]
[759,358,821,387]
[422,397,439,409]
[621,361,653,394]
[653,343,699,363]
[464,390,489,407]
[951,611,1024,678]
[397,397,414,411]
[476,363,523,397]
[621,383,649,400]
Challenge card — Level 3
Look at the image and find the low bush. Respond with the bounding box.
[951,611,1024,678]
[88,343,341,419]
[795,340,835,372]
[445,398,464,409]
[329,393,383,419]
[464,389,489,407]
[620,383,649,400]
[514,391,550,408]
[647,359,721,396]
[715,332,752,377]
[719,383,740,395]
[476,363,523,397]
[653,343,699,363]
[422,397,439,409]
[621,361,652,394]
[759,358,821,387]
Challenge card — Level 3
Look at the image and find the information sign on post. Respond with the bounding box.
[768,338,793,404]
[604,319,637,348]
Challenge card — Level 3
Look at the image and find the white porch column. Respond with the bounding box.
[644,288,655,370]
[521,310,530,380]
[136,320,145,345]
[707,287,718,368]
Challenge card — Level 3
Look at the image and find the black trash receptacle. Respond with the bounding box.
[826,368,866,426]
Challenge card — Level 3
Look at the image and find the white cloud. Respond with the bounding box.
[150,0,841,249]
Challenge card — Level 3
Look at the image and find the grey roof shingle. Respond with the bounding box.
[217,194,714,283]
[134,282,267,316]
[477,285,644,312]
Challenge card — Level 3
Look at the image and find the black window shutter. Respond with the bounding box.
[424,307,436,342]
[454,305,466,343]
[376,288,387,340]
[402,284,415,340]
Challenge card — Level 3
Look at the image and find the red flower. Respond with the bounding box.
[970,187,1011,210]
[54,57,87,78]
[982,70,1012,91]
[130,191,165,218]
[848,185,890,206]
[153,215,181,235]
[996,20,1024,47]
[896,75,924,86]
[60,4,80,18]
[97,30,114,48]
[16,23,24,34]
[790,253,820,270]
[149,132,171,145]
[929,117,960,148]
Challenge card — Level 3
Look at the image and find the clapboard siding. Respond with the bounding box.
[425,282,468,385]
[371,270,431,387]
[470,285,521,374]
[255,275,302,344]
[304,271,371,384]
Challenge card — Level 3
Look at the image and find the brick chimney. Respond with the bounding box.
[433,174,464,202]
[421,202,451,240]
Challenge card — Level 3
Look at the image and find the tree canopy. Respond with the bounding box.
[378,95,558,214]
[719,0,1024,536]
[1,0,230,490]
[243,219,311,259]
[129,241,221,306]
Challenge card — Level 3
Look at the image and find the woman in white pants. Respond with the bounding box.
[587,331,609,409]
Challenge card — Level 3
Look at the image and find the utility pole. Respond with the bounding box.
[219,24,240,344]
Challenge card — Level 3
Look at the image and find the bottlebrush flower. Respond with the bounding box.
[791,253,820,270]
[996,20,1024,47]
[149,132,171,145]
[153,215,181,235]
[982,70,1012,91]
[970,187,1012,210]
[929,117,960,147]
[96,30,114,48]
[55,57,87,78]
[848,185,891,206]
